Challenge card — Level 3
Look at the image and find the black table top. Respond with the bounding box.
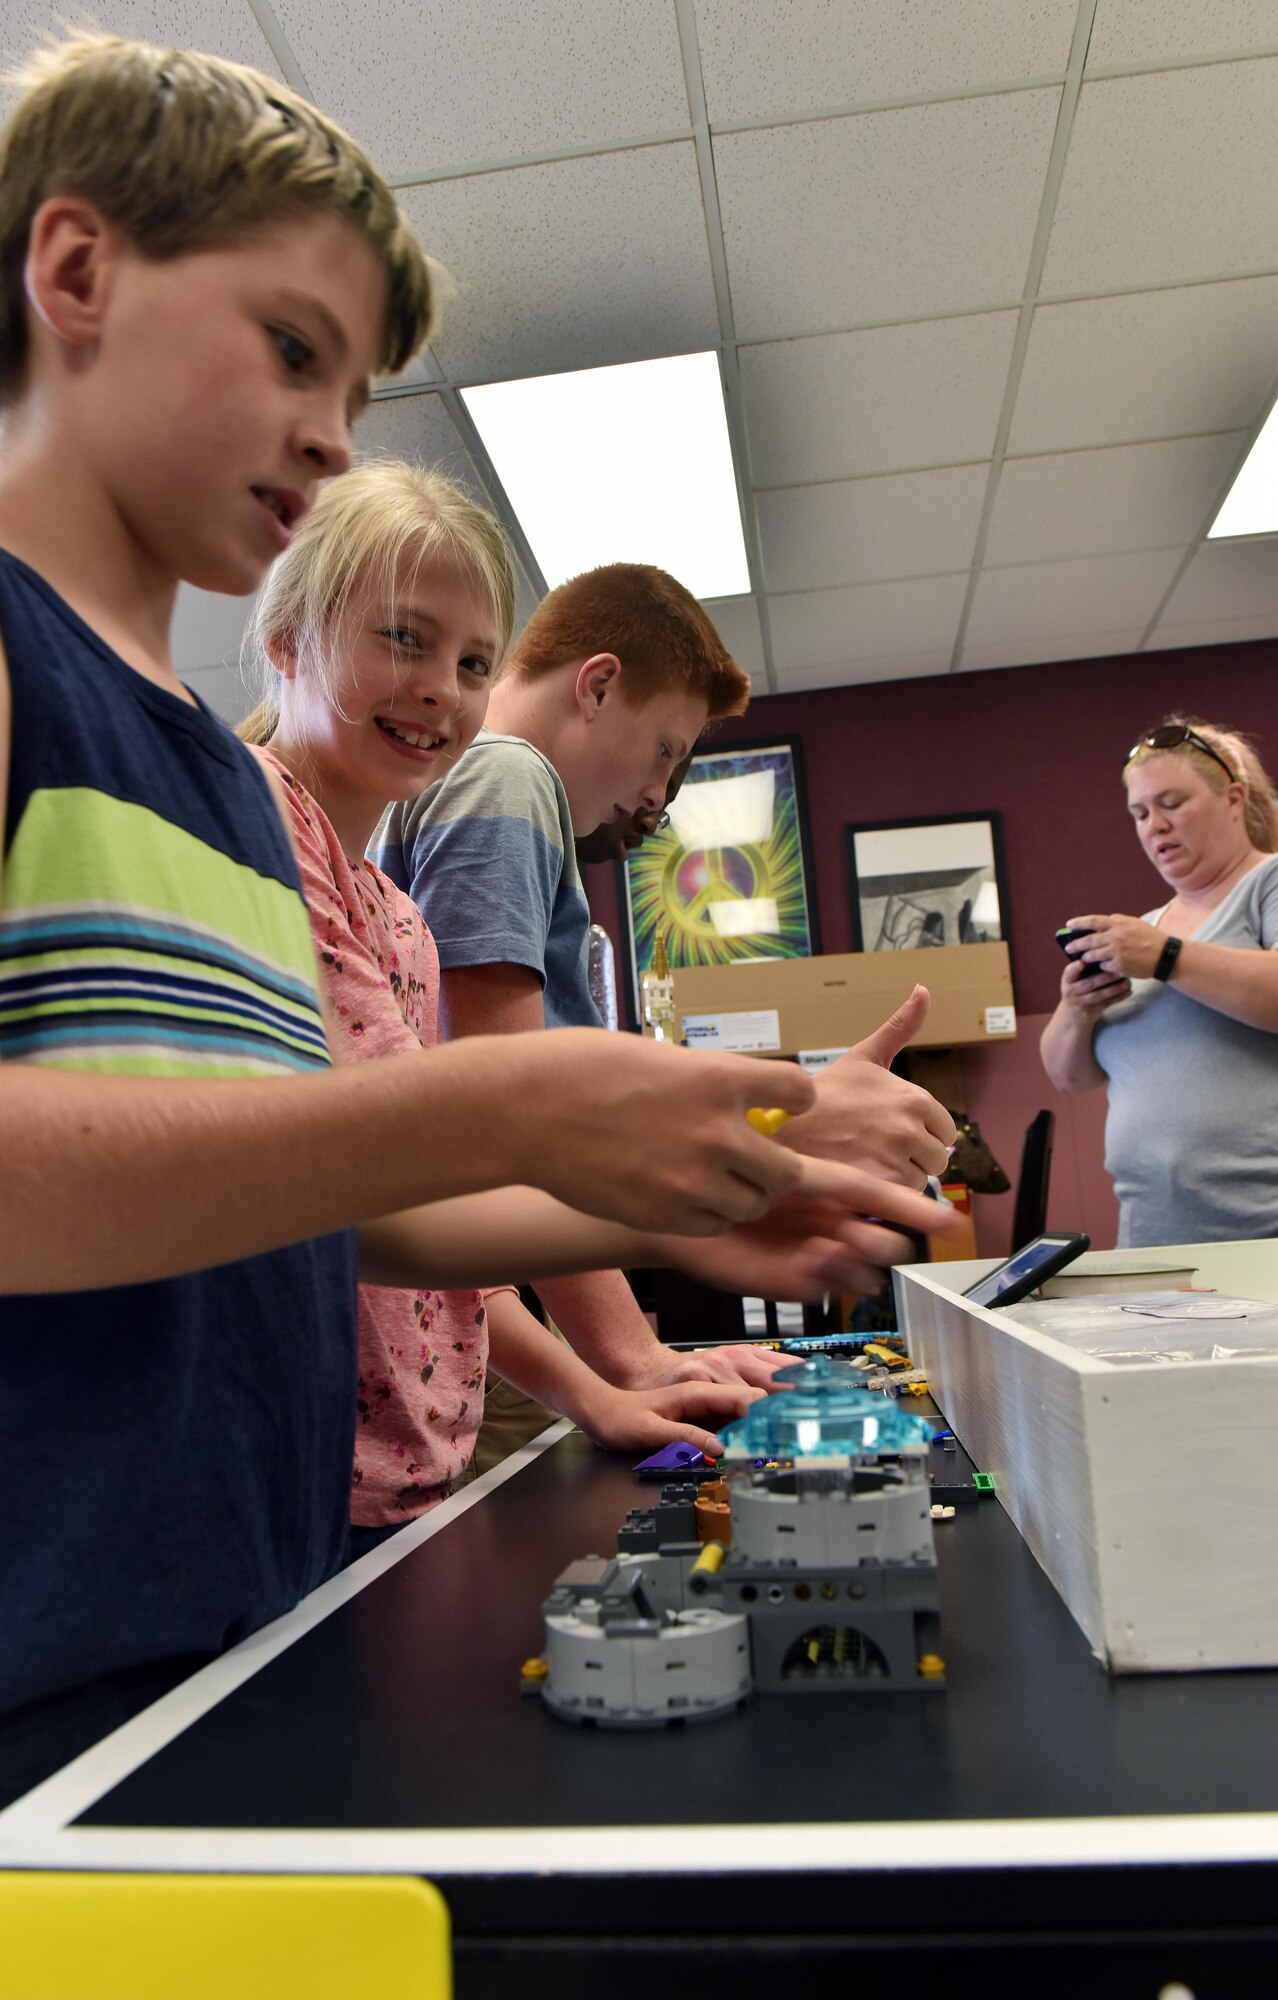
[81,1428,1278,1837]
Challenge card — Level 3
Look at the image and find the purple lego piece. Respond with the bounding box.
[632,1441,707,1473]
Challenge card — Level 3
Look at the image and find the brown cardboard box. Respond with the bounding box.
[668,942,1015,1057]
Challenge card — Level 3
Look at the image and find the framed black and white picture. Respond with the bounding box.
[844,813,1009,957]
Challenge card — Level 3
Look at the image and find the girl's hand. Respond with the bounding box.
[569,1376,764,1458]
[656,1156,951,1304]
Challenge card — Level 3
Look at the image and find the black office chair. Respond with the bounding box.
[1010,1109,1055,1252]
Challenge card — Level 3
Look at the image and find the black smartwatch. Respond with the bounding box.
[1152,935,1183,982]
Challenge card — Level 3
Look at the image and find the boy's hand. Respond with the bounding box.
[779,986,956,1187]
[652,1152,952,1305]
[641,1344,797,1391]
[504,1030,816,1235]
[569,1375,763,1457]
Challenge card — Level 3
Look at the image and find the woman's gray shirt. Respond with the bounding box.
[1093,854,1278,1248]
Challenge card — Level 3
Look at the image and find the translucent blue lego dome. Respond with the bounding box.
[718,1355,934,1460]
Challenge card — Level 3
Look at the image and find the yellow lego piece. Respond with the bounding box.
[747,1107,791,1137]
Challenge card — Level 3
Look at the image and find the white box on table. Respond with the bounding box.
[895,1241,1278,1675]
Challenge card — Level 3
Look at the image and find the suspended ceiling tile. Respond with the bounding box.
[1008,276,1278,454]
[963,548,1184,655]
[742,311,1018,486]
[1152,539,1278,629]
[769,573,968,677]
[958,627,1148,670]
[172,584,256,675]
[715,90,1059,340]
[356,392,482,488]
[775,650,957,690]
[182,661,254,726]
[702,595,767,682]
[1088,0,1278,69]
[399,146,718,384]
[757,465,988,593]
[694,0,1075,125]
[0,3,283,79]
[985,432,1249,566]
[1040,60,1278,296]
[1146,615,1278,651]
[272,0,688,180]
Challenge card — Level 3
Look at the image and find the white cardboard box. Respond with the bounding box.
[895,1240,1278,1675]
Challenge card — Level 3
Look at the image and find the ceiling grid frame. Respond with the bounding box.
[1137,364,1278,648]
[25,0,1269,696]
[672,0,779,691]
[947,0,1100,672]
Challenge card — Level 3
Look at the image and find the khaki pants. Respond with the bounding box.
[459,1319,571,1482]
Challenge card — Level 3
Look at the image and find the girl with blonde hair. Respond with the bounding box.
[1041,716,1278,1247]
[242,460,925,1552]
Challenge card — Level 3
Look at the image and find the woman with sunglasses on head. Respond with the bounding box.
[1041,717,1278,1248]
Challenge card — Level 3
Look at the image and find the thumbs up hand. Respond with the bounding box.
[778,985,956,1188]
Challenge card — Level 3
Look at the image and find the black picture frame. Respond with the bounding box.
[844,812,1012,971]
[615,734,821,1028]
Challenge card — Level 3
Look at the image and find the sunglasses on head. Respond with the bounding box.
[1128,724,1236,785]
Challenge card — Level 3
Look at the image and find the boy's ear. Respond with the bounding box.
[573,653,623,721]
[24,196,123,352]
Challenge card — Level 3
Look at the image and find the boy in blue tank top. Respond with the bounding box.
[0,34,947,1803]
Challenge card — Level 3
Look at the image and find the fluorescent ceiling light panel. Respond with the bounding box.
[461,353,751,598]
[1209,399,1278,539]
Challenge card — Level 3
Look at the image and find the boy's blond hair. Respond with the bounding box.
[508,563,751,720]
[239,458,517,746]
[0,34,436,404]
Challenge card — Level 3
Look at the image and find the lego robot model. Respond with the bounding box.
[527,1357,944,1729]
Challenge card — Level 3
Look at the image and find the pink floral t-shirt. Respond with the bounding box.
[257,751,500,1527]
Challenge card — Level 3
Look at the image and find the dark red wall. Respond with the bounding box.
[584,636,1278,1018]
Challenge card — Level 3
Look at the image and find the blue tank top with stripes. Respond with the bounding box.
[0,550,358,1765]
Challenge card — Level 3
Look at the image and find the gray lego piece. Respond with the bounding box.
[533,1430,946,1724]
[540,1554,750,1728]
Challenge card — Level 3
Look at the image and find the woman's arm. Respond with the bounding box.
[1070,911,1278,1034]
[484,1290,757,1458]
[1040,956,1130,1093]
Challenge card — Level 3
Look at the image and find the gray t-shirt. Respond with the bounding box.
[1093,854,1278,1248]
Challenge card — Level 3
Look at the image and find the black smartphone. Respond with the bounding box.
[1055,924,1103,979]
[962,1231,1090,1310]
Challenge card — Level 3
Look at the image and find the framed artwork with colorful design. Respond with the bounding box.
[619,736,819,1023]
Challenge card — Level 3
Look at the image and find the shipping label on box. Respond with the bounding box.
[681,1008,781,1053]
[985,1005,1016,1035]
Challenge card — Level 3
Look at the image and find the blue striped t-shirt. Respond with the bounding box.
[372,727,600,1029]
